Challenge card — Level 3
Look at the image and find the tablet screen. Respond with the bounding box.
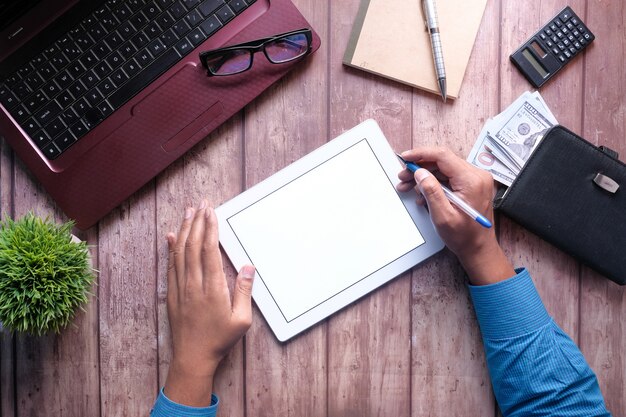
[226,139,425,322]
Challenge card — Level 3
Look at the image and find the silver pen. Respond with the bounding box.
[422,0,447,101]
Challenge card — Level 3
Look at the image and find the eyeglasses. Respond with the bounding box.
[199,28,312,76]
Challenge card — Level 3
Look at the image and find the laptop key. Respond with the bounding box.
[185,9,203,27]
[22,119,40,137]
[122,59,141,77]
[148,38,167,56]
[25,91,47,113]
[45,117,67,138]
[174,37,193,56]
[173,19,191,37]
[42,142,62,159]
[160,29,179,47]
[0,84,18,109]
[169,1,188,19]
[216,5,235,23]
[187,27,206,45]
[228,0,247,13]
[31,130,51,149]
[199,15,221,37]
[55,130,77,151]
[109,47,179,108]
[199,0,224,16]
[34,100,63,126]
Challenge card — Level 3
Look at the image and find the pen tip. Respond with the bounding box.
[438,79,447,102]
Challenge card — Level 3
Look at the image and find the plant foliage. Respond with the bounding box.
[0,213,95,335]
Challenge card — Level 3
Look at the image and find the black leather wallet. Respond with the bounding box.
[494,125,626,285]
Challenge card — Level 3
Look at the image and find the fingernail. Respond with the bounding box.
[414,168,430,184]
[199,199,207,210]
[185,207,193,219]
[241,265,256,280]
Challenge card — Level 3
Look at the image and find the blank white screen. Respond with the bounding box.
[227,140,424,321]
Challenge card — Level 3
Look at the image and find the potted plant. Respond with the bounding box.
[0,212,96,335]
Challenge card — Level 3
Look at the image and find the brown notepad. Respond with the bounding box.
[343,0,488,99]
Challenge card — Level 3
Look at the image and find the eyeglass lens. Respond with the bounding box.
[265,33,309,63]
[206,32,309,75]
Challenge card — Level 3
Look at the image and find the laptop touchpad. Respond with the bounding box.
[131,63,223,152]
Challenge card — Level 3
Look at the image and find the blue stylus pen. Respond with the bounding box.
[396,154,492,228]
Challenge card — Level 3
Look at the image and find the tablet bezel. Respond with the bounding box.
[215,119,444,341]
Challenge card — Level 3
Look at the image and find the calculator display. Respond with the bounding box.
[522,49,549,78]
[510,6,595,88]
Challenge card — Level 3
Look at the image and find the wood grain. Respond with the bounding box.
[327,1,413,416]
[580,1,626,415]
[409,0,501,414]
[0,0,624,416]
[98,186,157,417]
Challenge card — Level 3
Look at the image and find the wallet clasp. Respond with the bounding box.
[593,173,620,194]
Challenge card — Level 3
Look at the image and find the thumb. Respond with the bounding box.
[232,265,255,326]
[414,169,452,222]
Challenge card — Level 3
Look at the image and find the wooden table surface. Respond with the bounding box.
[1,1,625,416]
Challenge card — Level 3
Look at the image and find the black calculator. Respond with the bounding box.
[510,6,595,88]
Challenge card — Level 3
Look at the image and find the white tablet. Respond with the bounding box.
[215,119,444,341]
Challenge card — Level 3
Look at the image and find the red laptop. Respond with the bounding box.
[0,0,320,229]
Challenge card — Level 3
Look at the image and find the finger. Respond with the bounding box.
[231,265,255,330]
[398,168,416,182]
[203,207,225,286]
[166,233,179,304]
[402,147,469,179]
[396,180,416,193]
[414,169,456,226]
[175,206,195,290]
[185,200,208,289]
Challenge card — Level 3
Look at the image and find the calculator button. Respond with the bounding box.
[552,47,560,55]
[555,19,563,27]
[571,17,580,25]
[563,50,572,59]
[574,41,582,50]
[558,42,565,50]
[583,33,592,41]
[546,40,554,47]
[540,33,547,40]
[562,27,569,35]
[573,29,580,37]
[545,28,553,36]
[558,55,566,63]
[566,22,575,30]
[559,10,572,23]
[557,31,564,39]
[552,35,559,43]
[550,23,557,32]
[578,25,585,33]
[563,39,570,47]
[569,47,577,55]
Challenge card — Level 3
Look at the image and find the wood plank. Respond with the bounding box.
[580,1,626,415]
[9,159,99,417]
[98,186,157,416]
[326,1,413,416]
[0,138,15,417]
[409,1,501,415]
[155,118,246,417]
[498,0,586,343]
[242,1,329,415]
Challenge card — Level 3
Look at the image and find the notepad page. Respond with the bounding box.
[227,140,424,322]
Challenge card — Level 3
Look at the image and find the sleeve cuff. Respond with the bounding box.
[151,388,219,417]
[468,268,551,340]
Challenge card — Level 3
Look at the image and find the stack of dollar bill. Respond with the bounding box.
[467,91,558,186]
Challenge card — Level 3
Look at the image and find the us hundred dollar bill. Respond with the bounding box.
[467,91,558,186]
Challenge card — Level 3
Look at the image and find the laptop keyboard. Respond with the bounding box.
[0,0,256,160]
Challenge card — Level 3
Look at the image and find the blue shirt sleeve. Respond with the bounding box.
[150,388,218,417]
[469,268,611,417]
